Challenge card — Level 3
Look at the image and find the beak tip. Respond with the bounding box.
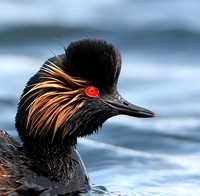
[150,112,157,118]
[138,110,156,118]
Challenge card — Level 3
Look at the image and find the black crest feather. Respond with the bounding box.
[65,38,122,91]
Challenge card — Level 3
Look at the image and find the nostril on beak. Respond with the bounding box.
[123,101,129,106]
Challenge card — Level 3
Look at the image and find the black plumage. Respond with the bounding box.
[0,38,155,195]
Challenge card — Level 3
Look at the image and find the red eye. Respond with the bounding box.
[85,86,99,97]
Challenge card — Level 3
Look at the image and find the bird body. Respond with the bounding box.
[0,130,90,195]
[0,38,155,195]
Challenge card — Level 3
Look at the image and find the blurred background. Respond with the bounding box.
[0,0,200,195]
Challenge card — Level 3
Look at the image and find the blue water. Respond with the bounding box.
[0,0,200,195]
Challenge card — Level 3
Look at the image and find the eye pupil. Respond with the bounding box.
[85,86,99,97]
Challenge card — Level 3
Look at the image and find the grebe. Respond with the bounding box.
[0,38,155,195]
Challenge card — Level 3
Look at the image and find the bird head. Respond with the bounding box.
[15,38,155,149]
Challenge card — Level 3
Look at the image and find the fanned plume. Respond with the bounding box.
[23,60,90,142]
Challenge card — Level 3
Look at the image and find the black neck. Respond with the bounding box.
[21,144,91,193]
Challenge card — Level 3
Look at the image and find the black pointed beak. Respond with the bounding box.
[103,93,156,118]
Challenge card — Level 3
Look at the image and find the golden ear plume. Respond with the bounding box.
[22,60,90,142]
